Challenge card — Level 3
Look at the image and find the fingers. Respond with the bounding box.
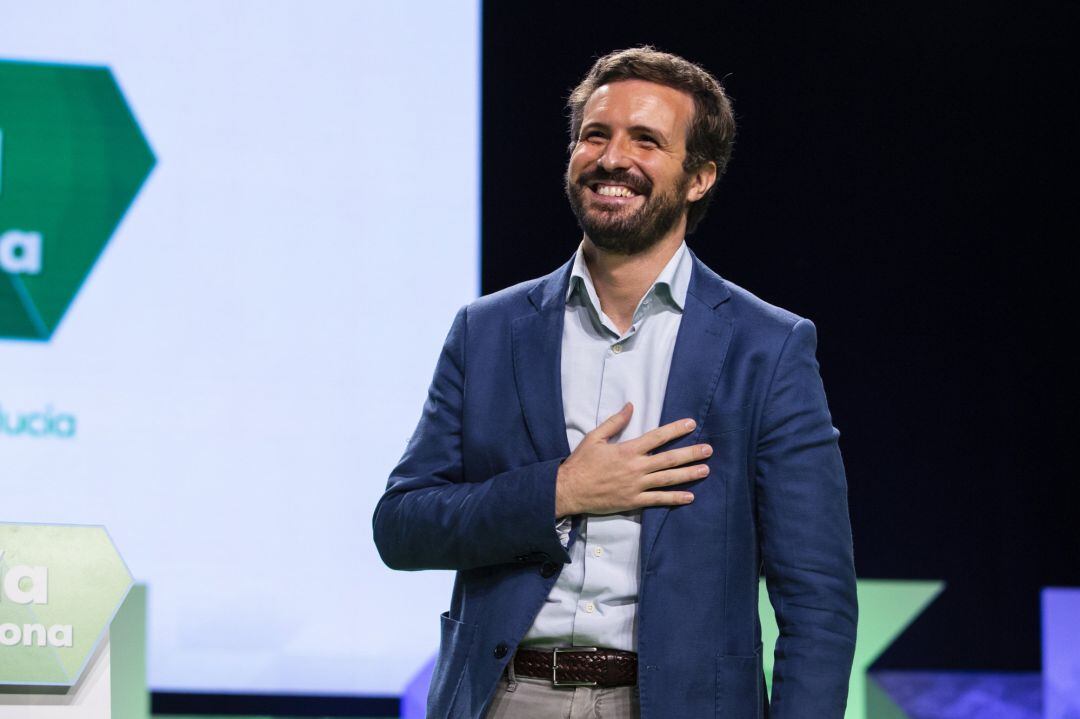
[644,442,713,472]
[593,402,634,441]
[628,417,697,453]
[636,490,695,508]
[641,463,710,488]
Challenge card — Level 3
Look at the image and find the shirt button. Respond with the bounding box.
[584,602,596,614]
[592,546,604,557]
[540,561,558,578]
[612,343,623,354]
[494,643,508,659]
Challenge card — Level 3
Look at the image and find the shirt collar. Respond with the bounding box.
[566,241,691,315]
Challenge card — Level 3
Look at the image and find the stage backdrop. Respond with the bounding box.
[0,0,477,695]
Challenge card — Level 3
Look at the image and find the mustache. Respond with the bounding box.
[577,168,651,196]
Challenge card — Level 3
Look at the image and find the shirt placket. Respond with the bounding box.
[571,297,653,646]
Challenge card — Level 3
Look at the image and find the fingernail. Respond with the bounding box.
[701,445,713,457]
[698,465,709,477]
[684,493,695,503]
[684,419,696,430]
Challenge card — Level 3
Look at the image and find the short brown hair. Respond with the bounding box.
[567,46,736,233]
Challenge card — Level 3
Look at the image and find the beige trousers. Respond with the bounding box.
[483,663,640,719]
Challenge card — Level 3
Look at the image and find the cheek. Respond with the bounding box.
[569,148,595,175]
[636,155,672,181]
[656,166,694,198]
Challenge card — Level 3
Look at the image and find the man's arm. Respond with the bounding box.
[372,306,710,572]
[372,306,570,571]
[757,318,858,718]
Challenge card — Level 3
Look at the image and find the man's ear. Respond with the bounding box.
[687,161,718,202]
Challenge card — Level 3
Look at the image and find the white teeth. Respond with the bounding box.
[596,184,637,198]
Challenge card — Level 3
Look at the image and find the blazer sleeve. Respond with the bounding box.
[756,318,858,718]
[372,305,571,571]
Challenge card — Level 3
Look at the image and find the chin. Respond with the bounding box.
[585,228,665,256]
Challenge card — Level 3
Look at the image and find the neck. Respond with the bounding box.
[582,228,685,334]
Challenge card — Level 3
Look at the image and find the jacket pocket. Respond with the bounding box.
[427,611,479,718]
[715,644,763,719]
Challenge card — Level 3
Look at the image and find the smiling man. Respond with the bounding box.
[374,47,857,718]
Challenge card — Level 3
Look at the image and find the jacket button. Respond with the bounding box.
[494,643,508,659]
[540,561,558,578]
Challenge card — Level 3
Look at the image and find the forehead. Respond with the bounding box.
[581,79,695,137]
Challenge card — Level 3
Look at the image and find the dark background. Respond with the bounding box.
[482,2,1079,670]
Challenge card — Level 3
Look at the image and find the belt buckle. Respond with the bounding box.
[552,646,599,687]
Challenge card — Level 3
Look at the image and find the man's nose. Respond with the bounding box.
[597,136,632,172]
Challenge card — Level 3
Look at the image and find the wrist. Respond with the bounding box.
[554,463,576,518]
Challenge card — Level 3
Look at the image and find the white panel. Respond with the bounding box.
[0,0,478,694]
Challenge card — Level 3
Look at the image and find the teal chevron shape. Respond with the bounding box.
[0,59,155,340]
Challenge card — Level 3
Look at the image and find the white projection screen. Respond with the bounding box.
[0,0,476,695]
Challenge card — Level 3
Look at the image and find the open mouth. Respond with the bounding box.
[588,182,644,202]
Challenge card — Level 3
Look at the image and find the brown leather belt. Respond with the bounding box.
[513,647,638,687]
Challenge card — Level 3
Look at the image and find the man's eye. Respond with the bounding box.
[638,136,658,147]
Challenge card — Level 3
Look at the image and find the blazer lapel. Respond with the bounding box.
[511,259,574,462]
[640,253,734,567]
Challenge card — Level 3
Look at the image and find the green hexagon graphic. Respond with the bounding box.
[0,59,155,341]
[0,524,133,686]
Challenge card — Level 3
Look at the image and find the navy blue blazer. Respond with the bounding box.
[374,251,857,718]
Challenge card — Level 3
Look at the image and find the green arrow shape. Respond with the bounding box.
[0,60,155,340]
[0,525,133,686]
[759,578,944,719]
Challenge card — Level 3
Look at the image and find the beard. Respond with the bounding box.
[565,166,691,255]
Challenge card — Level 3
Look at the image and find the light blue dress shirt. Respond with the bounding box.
[521,241,691,651]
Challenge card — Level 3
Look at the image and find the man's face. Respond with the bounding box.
[565,79,708,255]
